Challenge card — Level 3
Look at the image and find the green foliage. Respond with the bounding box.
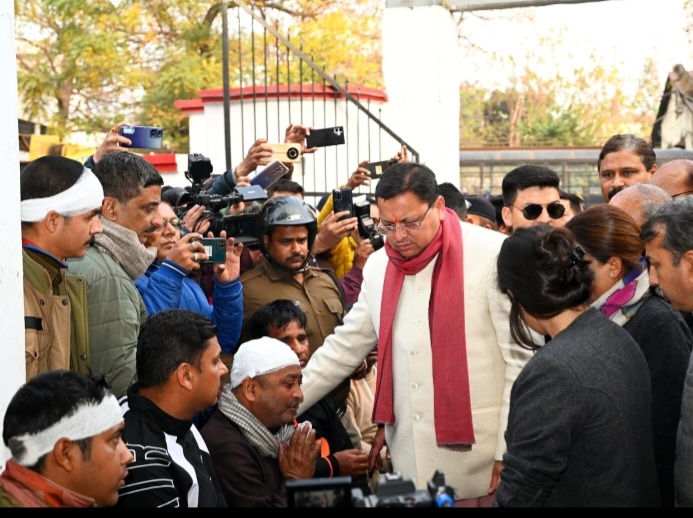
[15,0,384,150]
[460,46,662,148]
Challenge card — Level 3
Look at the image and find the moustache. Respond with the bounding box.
[607,187,623,201]
[142,225,158,234]
[289,254,306,261]
[287,398,303,410]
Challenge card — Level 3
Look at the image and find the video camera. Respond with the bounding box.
[287,470,455,508]
[354,199,384,251]
[181,153,264,246]
[352,470,455,508]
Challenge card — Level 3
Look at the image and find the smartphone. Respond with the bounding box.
[250,160,290,189]
[267,143,301,163]
[193,237,227,263]
[332,187,353,221]
[306,126,345,148]
[119,125,164,149]
[364,159,396,179]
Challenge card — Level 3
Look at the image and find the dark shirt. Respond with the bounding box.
[201,410,287,507]
[623,293,693,507]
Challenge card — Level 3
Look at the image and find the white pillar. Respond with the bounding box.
[1,2,28,468]
[381,5,461,187]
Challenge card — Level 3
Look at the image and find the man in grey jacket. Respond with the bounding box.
[642,197,693,507]
[68,151,166,397]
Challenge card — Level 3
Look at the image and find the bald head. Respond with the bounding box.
[609,183,672,229]
[650,159,693,197]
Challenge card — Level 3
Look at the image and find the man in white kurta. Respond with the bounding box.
[298,163,533,503]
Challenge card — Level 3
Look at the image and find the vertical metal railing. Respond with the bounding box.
[218,1,418,204]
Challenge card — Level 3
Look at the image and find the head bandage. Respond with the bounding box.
[10,394,122,467]
[20,167,104,222]
[231,336,300,389]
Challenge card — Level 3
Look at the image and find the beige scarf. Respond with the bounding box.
[94,216,156,280]
[218,387,294,458]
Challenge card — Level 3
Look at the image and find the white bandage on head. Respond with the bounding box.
[231,337,300,389]
[10,394,123,467]
[20,167,104,222]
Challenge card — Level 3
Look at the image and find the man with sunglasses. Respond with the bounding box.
[501,164,565,232]
[650,159,693,199]
[296,162,533,506]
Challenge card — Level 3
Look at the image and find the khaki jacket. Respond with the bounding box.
[23,249,89,380]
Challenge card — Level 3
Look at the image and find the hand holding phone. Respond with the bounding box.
[307,126,345,148]
[250,160,290,189]
[364,159,397,179]
[118,125,164,149]
[193,237,227,263]
[332,188,354,221]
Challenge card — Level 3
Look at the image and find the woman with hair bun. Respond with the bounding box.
[494,225,660,507]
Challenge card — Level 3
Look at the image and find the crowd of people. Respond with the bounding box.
[5,125,693,508]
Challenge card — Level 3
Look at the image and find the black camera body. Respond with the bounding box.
[352,470,455,508]
[181,153,264,243]
[354,200,384,251]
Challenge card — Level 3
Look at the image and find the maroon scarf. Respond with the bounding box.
[372,208,475,449]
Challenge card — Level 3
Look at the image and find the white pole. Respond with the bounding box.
[1,2,28,468]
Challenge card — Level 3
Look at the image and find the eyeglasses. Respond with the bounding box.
[161,217,181,229]
[509,202,565,221]
[672,189,693,199]
[375,202,435,234]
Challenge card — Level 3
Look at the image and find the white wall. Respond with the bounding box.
[1,1,27,468]
[381,5,461,186]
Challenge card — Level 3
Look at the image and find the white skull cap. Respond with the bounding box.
[231,336,300,388]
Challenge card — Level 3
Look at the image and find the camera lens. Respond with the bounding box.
[287,147,299,160]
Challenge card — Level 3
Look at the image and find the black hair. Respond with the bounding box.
[501,165,560,207]
[487,194,507,228]
[559,190,583,215]
[245,299,307,340]
[93,152,163,204]
[3,370,113,471]
[437,182,468,219]
[267,179,305,198]
[20,155,85,202]
[136,309,218,388]
[497,225,594,350]
[641,197,693,267]
[597,134,656,172]
[375,162,438,204]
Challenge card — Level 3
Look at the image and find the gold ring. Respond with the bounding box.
[111,127,117,133]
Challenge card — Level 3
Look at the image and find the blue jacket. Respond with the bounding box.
[135,259,243,354]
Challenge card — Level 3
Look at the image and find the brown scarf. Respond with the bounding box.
[372,207,475,449]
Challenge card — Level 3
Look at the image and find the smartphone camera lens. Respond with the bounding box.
[287,147,300,160]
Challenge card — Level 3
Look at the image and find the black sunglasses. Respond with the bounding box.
[510,202,566,221]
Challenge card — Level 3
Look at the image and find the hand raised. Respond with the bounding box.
[278,423,321,479]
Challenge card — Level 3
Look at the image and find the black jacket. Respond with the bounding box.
[116,385,227,507]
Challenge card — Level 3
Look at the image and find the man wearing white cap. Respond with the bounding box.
[20,155,104,380]
[201,337,322,507]
[0,370,133,507]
